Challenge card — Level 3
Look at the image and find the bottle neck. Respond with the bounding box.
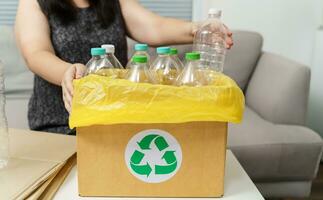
[92,55,104,59]
[158,54,169,58]
[136,50,147,53]
[133,62,148,68]
[187,59,200,66]
[208,13,222,20]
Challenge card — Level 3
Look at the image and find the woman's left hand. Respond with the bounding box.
[192,22,234,49]
[61,63,87,113]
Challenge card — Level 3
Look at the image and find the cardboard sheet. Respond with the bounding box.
[0,129,76,199]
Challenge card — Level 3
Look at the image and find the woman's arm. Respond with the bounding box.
[119,0,192,46]
[119,0,233,48]
[15,0,71,86]
[15,0,85,112]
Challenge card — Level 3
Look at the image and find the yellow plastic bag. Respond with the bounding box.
[69,74,245,128]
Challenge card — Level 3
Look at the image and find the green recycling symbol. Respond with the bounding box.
[125,130,182,183]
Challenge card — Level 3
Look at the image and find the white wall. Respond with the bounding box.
[193,0,322,66]
[308,29,323,138]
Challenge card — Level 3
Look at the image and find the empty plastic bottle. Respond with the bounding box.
[86,48,118,78]
[126,44,150,69]
[0,60,9,169]
[151,47,181,85]
[170,48,184,70]
[175,52,209,87]
[125,55,157,84]
[101,44,124,69]
[101,44,125,78]
[86,48,106,75]
[193,8,226,72]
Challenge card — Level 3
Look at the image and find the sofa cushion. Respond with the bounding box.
[245,52,310,125]
[224,31,263,91]
[0,25,33,98]
[228,107,323,182]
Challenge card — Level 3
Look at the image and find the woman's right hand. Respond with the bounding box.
[62,64,87,113]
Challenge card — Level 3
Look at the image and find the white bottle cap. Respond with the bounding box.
[208,8,222,16]
[101,44,115,54]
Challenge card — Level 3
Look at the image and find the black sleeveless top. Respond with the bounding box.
[28,1,128,134]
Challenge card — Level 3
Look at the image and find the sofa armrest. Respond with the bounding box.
[245,52,311,125]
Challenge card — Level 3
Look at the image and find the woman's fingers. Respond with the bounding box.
[62,64,86,113]
[64,66,75,96]
[224,24,233,49]
[226,36,233,49]
[62,81,72,113]
[75,64,87,79]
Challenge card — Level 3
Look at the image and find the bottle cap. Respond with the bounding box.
[91,48,106,56]
[170,48,178,55]
[101,44,115,54]
[156,47,171,54]
[135,44,148,51]
[133,55,148,63]
[186,52,200,60]
[208,8,222,15]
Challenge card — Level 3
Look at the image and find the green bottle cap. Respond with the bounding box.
[156,47,171,54]
[135,44,148,51]
[133,55,148,63]
[170,48,178,55]
[186,52,200,60]
[91,48,106,56]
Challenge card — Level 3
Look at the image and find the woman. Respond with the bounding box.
[15,0,233,135]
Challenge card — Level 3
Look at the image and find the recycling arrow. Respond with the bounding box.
[129,134,178,177]
[130,162,152,177]
[130,150,152,177]
[162,151,177,164]
[130,150,145,164]
[137,134,169,151]
[155,151,177,175]
[155,161,177,175]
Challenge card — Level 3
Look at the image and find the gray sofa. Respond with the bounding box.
[1,25,322,198]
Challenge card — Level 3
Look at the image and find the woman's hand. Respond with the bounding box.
[192,22,233,49]
[61,64,86,113]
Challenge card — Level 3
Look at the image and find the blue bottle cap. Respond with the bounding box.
[91,48,106,56]
[135,44,148,51]
[156,47,171,54]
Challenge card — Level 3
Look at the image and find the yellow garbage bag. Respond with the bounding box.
[69,74,245,128]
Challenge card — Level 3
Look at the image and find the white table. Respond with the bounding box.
[54,150,264,200]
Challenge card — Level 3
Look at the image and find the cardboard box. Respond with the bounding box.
[77,121,227,197]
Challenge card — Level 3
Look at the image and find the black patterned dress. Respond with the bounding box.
[28,1,128,134]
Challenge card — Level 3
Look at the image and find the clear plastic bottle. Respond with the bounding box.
[151,47,181,85]
[86,48,106,75]
[125,55,157,84]
[170,48,184,70]
[0,60,9,169]
[101,44,125,78]
[86,48,119,78]
[101,44,124,69]
[175,52,209,87]
[193,8,226,72]
[126,44,150,69]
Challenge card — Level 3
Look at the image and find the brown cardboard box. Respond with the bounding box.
[77,121,227,197]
